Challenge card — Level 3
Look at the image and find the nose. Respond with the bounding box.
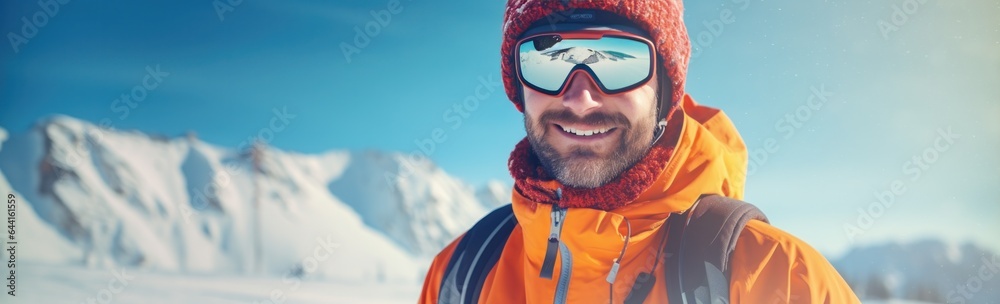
[561,70,603,116]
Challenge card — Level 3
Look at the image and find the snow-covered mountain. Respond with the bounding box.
[327,151,487,255]
[833,239,1000,304]
[475,179,511,209]
[4,115,997,302]
[0,127,82,265]
[0,116,503,283]
[540,47,637,65]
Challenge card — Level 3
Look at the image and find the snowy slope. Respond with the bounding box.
[0,127,81,264]
[13,263,420,304]
[328,151,486,256]
[0,116,493,282]
[833,239,1000,304]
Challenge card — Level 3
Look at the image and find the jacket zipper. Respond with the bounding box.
[539,189,572,304]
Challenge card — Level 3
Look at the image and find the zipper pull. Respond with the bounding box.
[608,217,632,285]
[606,258,621,284]
[539,191,566,280]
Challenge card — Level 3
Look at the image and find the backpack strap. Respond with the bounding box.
[437,204,518,304]
[664,194,769,304]
[436,195,767,304]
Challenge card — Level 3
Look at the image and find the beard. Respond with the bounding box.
[525,107,657,189]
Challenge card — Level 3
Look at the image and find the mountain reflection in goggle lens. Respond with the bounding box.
[519,35,652,94]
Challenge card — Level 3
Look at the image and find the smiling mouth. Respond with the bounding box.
[555,124,617,137]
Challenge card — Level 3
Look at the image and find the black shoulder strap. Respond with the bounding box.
[664,195,769,304]
[436,196,766,304]
[437,204,518,304]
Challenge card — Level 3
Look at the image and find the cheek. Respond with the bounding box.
[522,86,557,117]
[522,91,543,130]
[618,87,658,119]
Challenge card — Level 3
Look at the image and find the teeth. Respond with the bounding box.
[560,125,612,136]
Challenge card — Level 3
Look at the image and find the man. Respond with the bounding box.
[420,1,860,303]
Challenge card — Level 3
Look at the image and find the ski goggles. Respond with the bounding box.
[515,30,656,96]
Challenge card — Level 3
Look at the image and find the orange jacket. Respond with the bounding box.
[420,96,860,303]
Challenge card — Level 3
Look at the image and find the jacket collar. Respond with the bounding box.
[508,95,750,266]
[508,101,683,212]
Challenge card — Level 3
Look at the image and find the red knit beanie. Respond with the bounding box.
[501,0,690,120]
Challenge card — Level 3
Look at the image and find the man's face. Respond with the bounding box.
[523,68,658,189]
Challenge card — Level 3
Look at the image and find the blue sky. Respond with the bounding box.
[2,0,998,257]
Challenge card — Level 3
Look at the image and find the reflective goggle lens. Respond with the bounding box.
[517,34,653,95]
